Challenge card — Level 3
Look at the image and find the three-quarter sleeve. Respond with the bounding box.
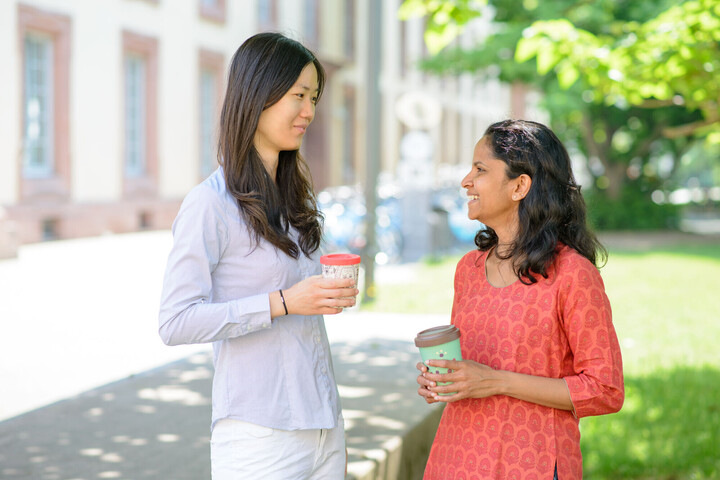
[560,256,625,418]
[158,185,272,346]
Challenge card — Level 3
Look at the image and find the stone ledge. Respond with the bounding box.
[332,338,444,480]
[346,406,443,480]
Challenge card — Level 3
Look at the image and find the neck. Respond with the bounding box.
[255,145,279,182]
[261,157,278,183]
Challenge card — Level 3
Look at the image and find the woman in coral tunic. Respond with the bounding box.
[416,119,624,480]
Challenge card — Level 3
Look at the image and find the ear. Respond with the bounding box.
[511,174,532,202]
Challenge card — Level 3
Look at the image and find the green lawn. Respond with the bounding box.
[361,241,720,479]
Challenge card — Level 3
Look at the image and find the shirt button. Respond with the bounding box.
[321,367,327,374]
[314,336,321,344]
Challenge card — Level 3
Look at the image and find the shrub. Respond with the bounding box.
[584,187,681,231]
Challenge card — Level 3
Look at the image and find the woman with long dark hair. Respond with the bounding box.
[159,33,356,479]
[416,120,624,479]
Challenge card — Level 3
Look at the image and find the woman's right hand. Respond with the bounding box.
[276,275,358,317]
[416,362,439,404]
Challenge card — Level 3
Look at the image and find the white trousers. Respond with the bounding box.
[210,417,346,480]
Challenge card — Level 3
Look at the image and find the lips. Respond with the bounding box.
[294,124,309,134]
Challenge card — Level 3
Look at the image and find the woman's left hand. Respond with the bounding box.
[423,359,503,403]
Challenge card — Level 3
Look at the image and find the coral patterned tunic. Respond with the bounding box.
[423,245,624,480]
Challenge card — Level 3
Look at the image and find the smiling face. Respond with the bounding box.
[461,137,527,233]
[253,62,318,166]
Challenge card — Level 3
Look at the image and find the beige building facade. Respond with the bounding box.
[0,0,529,254]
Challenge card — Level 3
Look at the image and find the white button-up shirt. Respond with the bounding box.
[158,168,340,431]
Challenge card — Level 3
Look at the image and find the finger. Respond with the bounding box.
[334,278,357,288]
[329,297,356,309]
[426,359,461,369]
[431,392,462,403]
[432,381,463,396]
[417,386,437,403]
[318,277,356,288]
[323,287,359,299]
[416,362,428,373]
[423,371,454,383]
[416,375,436,388]
[321,306,345,315]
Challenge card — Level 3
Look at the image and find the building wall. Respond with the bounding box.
[1,0,528,249]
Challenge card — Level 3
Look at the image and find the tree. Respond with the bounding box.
[399,0,715,228]
[516,0,720,141]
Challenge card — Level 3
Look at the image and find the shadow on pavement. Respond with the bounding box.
[0,339,440,480]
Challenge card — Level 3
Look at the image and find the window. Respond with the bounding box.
[18,4,71,200]
[124,54,146,177]
[199,0,226,23]
[23,32,54,178]
[304,0,319,46]
[343,0,355,58]
[342,87,356,184]
[399,19,407,77]
[199,69,217,177]
[198,49,224,179]
[258,0,277,30]
[122,31,158,197]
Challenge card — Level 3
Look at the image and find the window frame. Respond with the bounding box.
[122,30,158,198]
[198,49,225,180]
[22,31,55,179]
[257,0,277,30]
[199,0,226,23]
[17,4,71,202]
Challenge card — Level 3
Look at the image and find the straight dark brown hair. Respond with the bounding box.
[218,32,325,258]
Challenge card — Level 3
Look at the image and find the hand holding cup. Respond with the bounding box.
[320,254,361,310]
[415,325,463,395]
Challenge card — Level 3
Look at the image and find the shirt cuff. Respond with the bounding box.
[229,293,273,334]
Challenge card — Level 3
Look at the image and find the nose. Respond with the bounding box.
[300,98,315,121]
[461,170,472,189]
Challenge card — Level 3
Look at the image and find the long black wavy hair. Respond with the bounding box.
[218,32,325,259]
[475,119,607,283]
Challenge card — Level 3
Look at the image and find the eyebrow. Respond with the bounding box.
[295,83,319,93]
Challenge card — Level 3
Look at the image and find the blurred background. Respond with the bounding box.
[1,0,719,263]
[1,0,719,479]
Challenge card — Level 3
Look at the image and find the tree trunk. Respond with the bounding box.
[604,163,626,200]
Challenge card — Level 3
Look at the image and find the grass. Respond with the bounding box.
[360,241,720,479]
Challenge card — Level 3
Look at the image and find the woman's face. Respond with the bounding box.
[461,137,520,229]
[254,63,318,163]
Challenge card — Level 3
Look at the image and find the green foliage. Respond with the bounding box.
[399,0,717,220]
[584,187,681,230]
[517,0,720,139]
[397,0,485,54]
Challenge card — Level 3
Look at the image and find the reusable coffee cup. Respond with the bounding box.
[414,325,462,395]
[320,254,361,308]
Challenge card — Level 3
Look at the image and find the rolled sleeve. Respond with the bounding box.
[560,259,624,418]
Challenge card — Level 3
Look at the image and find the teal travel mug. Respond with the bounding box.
[414,325,462,395]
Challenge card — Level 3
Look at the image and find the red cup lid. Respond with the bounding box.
[320,253,361,266]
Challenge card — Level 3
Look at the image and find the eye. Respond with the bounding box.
[311,95,318,104]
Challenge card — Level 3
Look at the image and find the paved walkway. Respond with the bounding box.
[0,231,446,479]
